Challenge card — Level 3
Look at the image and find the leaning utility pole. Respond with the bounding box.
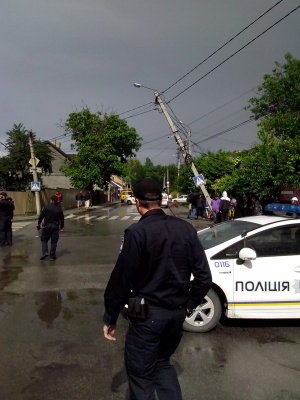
[154,91,212,208]
[28,131,41,215]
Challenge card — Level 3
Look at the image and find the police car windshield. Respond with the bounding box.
[198,220,261,250]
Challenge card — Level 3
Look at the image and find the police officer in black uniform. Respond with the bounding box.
[37,196,64,261]
[0,192,13,247]
[103,178,212,400]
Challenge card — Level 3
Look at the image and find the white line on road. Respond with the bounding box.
[84,216,97,220]
[121,216,131,220]
[108,216,119,220]
[95,216,108,220]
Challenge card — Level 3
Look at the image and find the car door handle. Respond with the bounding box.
[294,267,300,272]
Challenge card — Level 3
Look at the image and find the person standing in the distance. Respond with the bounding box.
[54,191,62,206]
[37,196,64,261]
[196,194,205,219]
[6,196,14,245]
[228,194,237,220]
[241,194,248,217]
[75,191,84,208]
[103,178,212,400]
[219,191,230,222]
[84,191,91,209]
[0,192,13,247]
[251,196,263,216]
[211,194,221,224]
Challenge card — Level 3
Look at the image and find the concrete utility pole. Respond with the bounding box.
[154,91,212,209]
[28,131,41,215]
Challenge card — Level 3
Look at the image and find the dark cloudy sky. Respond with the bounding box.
[1,0,299,165]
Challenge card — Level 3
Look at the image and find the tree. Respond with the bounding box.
[0,124,52,190]
[61,108,142,189]
[238,54,300,200]
[246,53,300,140]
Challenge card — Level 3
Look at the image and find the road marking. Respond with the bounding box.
[65,214,75,219]
[12,221,32,232]
[133,216,140,220]
[95,216,108,220]
[108,216,119,220]
[84,215,97,220]
[121,216,131,220]
[76,215,88,219]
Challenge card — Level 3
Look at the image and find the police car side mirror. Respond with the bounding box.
[238,248,257,261]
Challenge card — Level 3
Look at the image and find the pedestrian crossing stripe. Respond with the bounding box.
[64,214,141,221]
[12,221,32,232]
[84,216,97,220]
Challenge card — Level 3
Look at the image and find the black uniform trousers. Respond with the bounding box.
[0,216,10,246]
[125,307,186,400]
[41,223,59,258]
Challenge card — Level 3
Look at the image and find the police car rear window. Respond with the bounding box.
[197,220,261,250]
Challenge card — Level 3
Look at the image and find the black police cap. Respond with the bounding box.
[133,179,162,201]
[0,192,7,198]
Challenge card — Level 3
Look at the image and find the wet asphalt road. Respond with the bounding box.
[0,203,300,400]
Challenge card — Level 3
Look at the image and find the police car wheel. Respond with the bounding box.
[127,200,132,205]
[183,289,222,333]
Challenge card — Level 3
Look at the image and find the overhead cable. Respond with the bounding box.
[168,4,300,103]
[196,118,255,145]
[162,0,284,94]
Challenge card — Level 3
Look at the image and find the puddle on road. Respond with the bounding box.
[0,249,28,292]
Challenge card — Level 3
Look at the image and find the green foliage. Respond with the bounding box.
[246,53,300,140]
[61,108,142,189]
[0,124,52,190]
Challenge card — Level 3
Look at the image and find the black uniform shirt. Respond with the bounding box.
[38,204,64,229]
[0,199,14,218]
[103,208,212,325]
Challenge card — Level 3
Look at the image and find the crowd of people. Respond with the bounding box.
[187,191,263,223]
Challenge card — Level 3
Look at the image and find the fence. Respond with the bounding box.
[5,189,108,215]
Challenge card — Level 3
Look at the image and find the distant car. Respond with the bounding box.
[124,195,136,205]
[120,189,133,203]
[184,214,300,333]
[161,193,172,208]
[172,195,188,203]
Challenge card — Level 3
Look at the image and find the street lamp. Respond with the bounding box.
[133,83,156,91]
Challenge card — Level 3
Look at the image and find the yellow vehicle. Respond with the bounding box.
[120,189,133,203]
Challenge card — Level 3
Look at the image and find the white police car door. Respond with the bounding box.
[233,225,300,319]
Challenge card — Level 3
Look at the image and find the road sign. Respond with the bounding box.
[29,157,40,166]
[193,174,205,187]
[31,182,41,192]
[29,167,42,173]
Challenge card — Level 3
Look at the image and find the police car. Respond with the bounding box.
[185,213,300,333]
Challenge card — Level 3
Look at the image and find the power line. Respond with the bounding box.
[188,87,257,126]
[168,4,300,103]
[118,102,153,116]
[195,118,255,145]
[124,108,157,120]
[162,0,284,94]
